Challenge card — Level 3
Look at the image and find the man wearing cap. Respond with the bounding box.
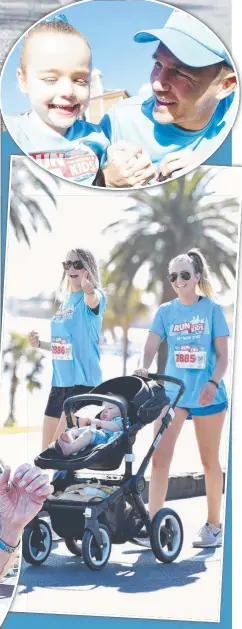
[102,9,237,187]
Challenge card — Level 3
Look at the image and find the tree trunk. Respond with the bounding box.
[122,326,129,376]
[4,369,18,426]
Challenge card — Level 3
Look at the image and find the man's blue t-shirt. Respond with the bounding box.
[51,289,107,387]
[100,92,237,167]
[5,111,109,186]
[150,297,229,408]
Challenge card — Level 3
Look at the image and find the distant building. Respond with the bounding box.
[85,68,129,124]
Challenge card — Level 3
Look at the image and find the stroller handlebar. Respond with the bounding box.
[147,373,185,409]
[147,373,185,391]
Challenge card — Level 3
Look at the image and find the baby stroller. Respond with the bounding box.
[22,373,185,571]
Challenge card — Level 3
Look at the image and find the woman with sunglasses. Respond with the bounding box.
[135,248,229,548]
[28,248,106,450]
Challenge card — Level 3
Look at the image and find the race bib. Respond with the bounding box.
[30,145,99,184]
[51,339,73,361]
[175,346,206,369]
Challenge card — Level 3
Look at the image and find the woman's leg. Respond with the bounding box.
[149,407,188,520]
[52,412,67,442]
[193,409,226,528]
[42,416,60,450]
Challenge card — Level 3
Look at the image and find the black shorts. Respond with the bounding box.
[44,385,93,419]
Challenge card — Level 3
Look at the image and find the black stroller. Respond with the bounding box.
[22,373,185,571]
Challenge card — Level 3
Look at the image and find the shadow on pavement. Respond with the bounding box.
[19,545,218,596]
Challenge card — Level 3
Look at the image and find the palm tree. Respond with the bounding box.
[102,269,149,375]
[103,168,238,369]
[3,332,44,426]
[10,158,59,246]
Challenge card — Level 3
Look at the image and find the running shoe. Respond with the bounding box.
[192,522,222,548]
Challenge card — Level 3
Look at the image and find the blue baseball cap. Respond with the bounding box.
[134,9,233,69]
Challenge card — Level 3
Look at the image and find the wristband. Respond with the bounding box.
[0,538,21,554]
[208,379,219,389]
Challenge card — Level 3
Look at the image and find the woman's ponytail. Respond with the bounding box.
[187,249,214,298]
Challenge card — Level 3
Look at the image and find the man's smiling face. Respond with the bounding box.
[150,43,228,130]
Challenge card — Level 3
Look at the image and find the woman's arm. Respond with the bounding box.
[199,337,228,406]
[28,331,51,351]
[0,465,53,579]
[81,272,100,310]
[0,521,21,580]
[39,340,51,351]
[134,331,162,375]
[211,337,228,383]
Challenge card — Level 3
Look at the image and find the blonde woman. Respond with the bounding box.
[29,248,106,450]
[135,249,229,548]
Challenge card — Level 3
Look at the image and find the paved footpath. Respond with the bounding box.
[10,495,224,623]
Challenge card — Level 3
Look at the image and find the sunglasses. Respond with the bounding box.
[62,260,84,271]
[168,271,192,283]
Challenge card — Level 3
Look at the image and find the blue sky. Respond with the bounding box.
[1,1,172,116]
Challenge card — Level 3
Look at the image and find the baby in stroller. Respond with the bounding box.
[57,395,129,456]
[22,374,186,571]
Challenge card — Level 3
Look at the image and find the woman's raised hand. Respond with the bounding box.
[28,330,40,348]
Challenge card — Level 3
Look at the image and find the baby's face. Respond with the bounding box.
[17,32,91,134]
[100,403,120,422]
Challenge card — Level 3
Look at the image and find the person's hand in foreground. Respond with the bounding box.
[0,464,53,578]
[104,141,156,187]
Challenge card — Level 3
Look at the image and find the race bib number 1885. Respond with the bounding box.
[175,349,206,369]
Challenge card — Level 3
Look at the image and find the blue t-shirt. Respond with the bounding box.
[95,416,128,442]
[5,111,109,186]
[51,289,107,387]
[150,297,229,408]
[100,92,237,167]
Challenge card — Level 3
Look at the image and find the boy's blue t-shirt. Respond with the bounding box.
[51,289,107,387]
[150,297,229,408]
[5,112,109,186]
[97,416,128,442]
[100,92,237,166]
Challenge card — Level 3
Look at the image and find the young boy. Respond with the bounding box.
[4,18,110,186]
[57,395,129,456]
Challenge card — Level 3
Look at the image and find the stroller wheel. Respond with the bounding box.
[150,508,183,563]
[65,538,82,556]
[22,519,52,566]
[82,525,111,570]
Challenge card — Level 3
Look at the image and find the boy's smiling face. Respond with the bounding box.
[17,32,92,135]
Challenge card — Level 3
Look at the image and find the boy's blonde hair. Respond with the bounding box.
[20,19,91,74]
[169,248,214,298]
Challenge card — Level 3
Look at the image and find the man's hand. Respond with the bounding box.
[159,149,196,180]
[104,141,156,188]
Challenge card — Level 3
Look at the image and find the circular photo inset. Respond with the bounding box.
[0,0,239,189]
